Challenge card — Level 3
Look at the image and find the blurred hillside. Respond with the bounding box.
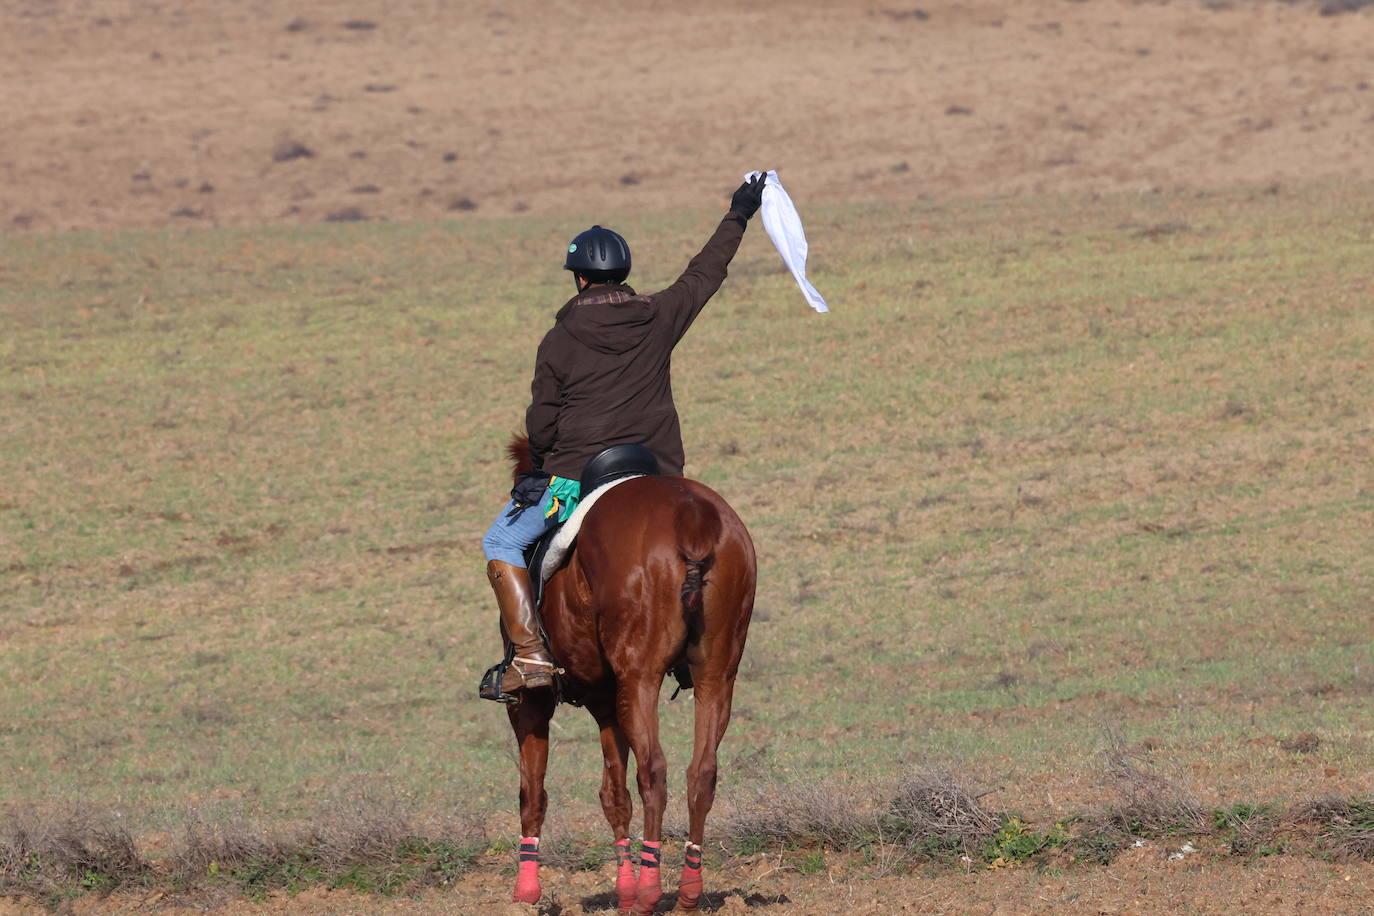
[4,0,1373,232]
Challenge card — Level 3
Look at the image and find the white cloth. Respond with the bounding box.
[745,170,829,313]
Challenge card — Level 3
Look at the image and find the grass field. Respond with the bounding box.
[2,180,1373,899]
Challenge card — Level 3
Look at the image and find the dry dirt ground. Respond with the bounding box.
[5,0,1374,232]
[4,850,1374,915]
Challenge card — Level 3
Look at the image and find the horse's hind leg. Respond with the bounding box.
[618,673,668,916]
[678,674,737,910]
[507,690,556,904]
[587,693,637,914]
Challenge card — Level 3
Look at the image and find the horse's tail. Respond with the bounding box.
[676,495,722,621]
[506,434,534,479]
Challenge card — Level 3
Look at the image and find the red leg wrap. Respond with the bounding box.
[678,843,704,910]
[632,840,662,915]
[614,837,637,913]
[513,836,541,904]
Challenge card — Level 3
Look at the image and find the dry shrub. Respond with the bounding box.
[3,799,487,902]
[1211,803,1283,857]
[720,782,878,851]
[183,805,397,870]
[0,807,149,897]
[1093,732,1205,837]
[719,769,998,869]
[1291,796,1374,860]
[173,802,485,893]
[885,769,999,857]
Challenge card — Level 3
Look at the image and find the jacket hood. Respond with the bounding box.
[555,284,653,355]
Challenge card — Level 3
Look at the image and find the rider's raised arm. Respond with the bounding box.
[525,331,562,471]
[653,174,765,344]
[651,212,748,345]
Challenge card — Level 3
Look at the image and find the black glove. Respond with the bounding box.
[507,471,551,517]
[730,172,767,220]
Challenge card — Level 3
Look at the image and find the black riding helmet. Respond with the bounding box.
[564,225,631,282]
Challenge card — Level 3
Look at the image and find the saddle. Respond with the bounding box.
[526,443,662,609]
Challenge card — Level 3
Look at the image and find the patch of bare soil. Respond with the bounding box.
[3,853,1373,914]
[4,0,1374,232]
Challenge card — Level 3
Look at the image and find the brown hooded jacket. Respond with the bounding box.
[525,211,749,480]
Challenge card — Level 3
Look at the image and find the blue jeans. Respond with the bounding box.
[482,489,558,567]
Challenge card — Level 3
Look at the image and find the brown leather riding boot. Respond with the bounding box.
[487,560,555,695]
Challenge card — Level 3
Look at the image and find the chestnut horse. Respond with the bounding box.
[503,437,756,914]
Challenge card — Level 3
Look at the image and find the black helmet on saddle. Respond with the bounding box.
[564,225,631,283]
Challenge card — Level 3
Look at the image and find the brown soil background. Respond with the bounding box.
[6,0,1374,911]
[5,0,1373,233]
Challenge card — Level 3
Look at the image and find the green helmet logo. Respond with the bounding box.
[568,243,578,253]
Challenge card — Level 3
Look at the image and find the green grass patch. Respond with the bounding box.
[983,816,1068,867]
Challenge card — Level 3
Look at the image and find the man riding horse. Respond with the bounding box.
[481,172,767,701]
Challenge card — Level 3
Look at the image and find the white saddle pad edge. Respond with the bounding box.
[539,475,645,584]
